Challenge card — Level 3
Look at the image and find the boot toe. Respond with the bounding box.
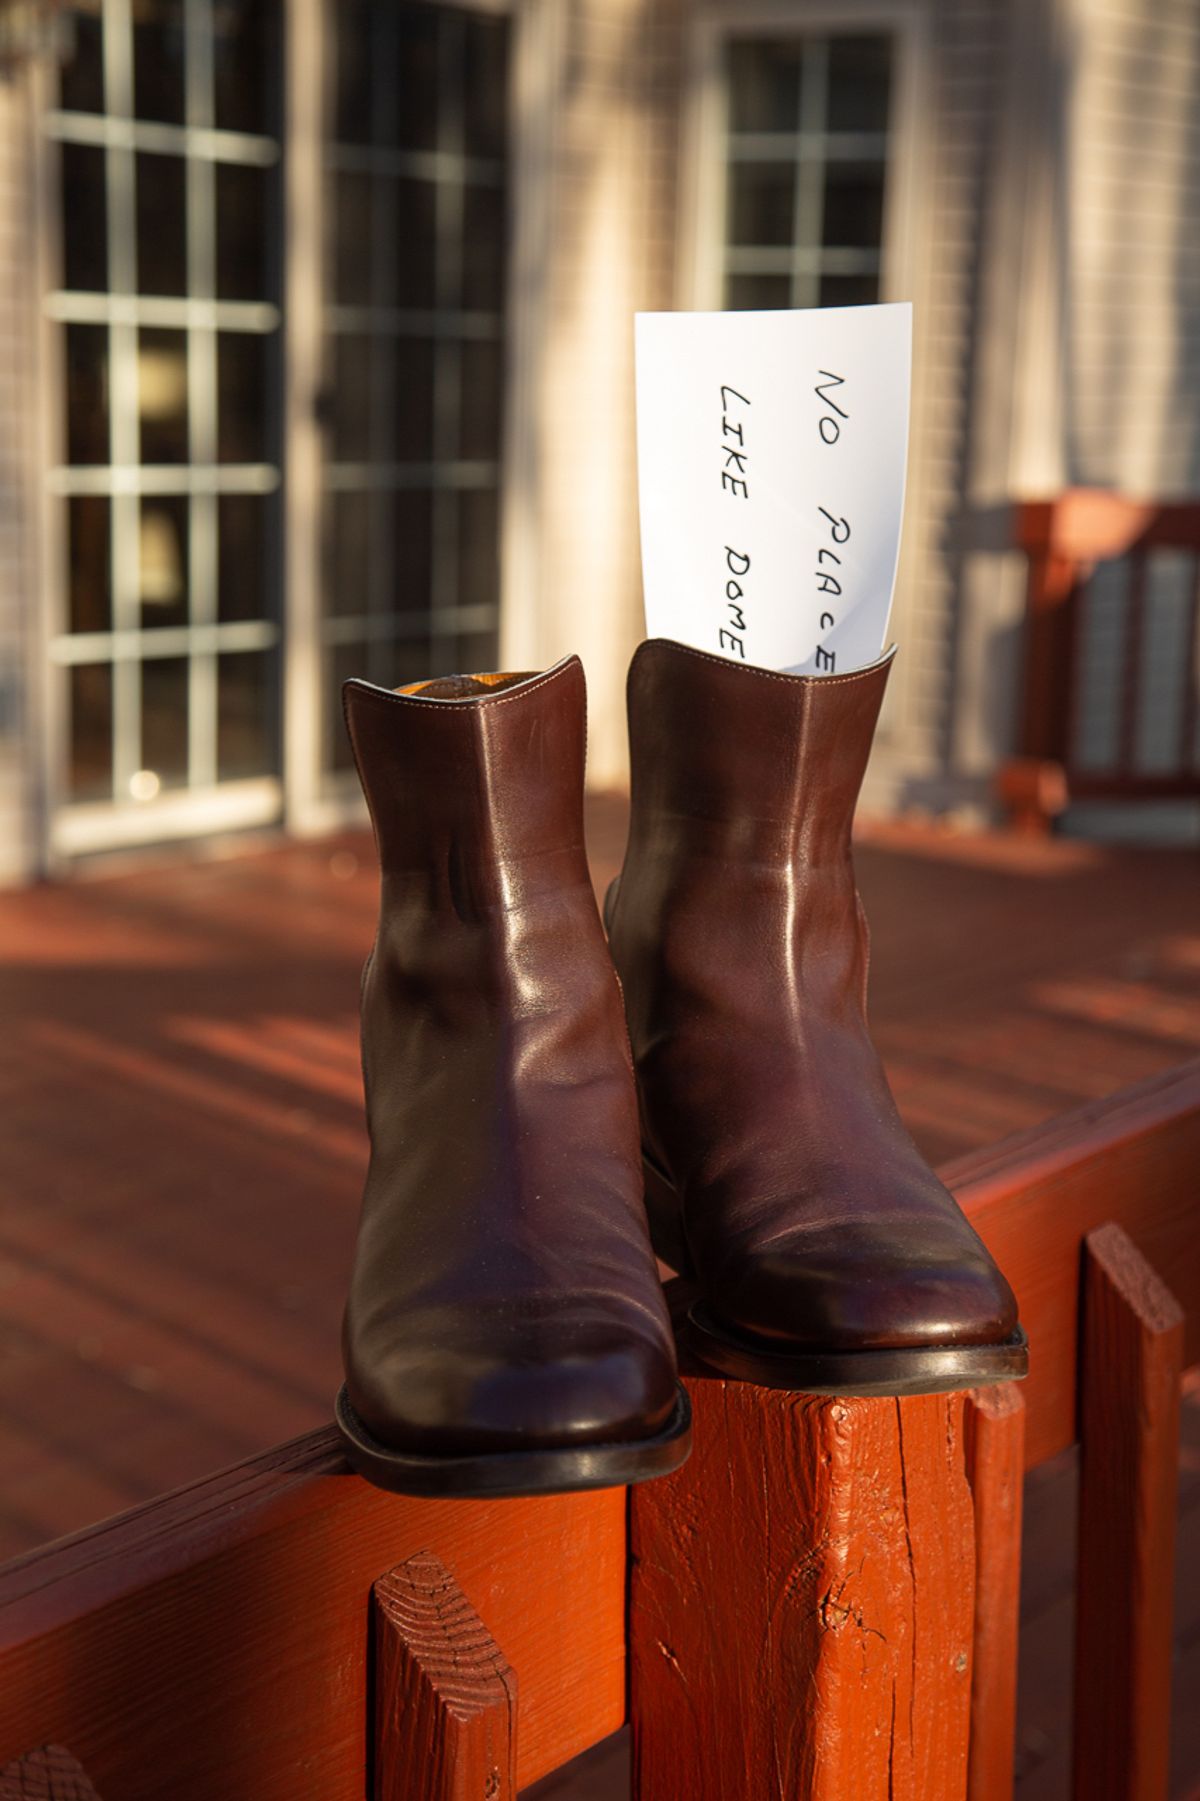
[346,1314,678,1457]
[712,1222,1019,1353]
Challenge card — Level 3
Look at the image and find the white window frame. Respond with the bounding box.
[678,2,928,316]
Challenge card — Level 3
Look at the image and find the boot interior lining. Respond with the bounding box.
[396,670,531,700]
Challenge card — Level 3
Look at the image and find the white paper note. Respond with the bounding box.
[635,304,911,676]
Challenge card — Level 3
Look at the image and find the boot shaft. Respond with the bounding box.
[344,657,591,913]
[624,639,894,872]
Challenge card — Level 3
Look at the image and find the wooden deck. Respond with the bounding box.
[0,802,1197,1794]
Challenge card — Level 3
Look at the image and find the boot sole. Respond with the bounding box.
[334,1383,693,1499]
[644,1156,1030,1398]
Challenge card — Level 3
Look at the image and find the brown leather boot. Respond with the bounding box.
[336,656,691,1495]
[606,639,1027,1396]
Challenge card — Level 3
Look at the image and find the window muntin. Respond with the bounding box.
[721,32,893,311]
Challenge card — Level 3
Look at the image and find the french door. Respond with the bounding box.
[43,0,509,858]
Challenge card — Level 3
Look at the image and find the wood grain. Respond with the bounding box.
[946,1058,1200,1467]
[0,1431,624,1800]
[374,1552,516,1801]
[1072,1223,1185,1801]
[629,1359,975,1801]
[0,1747,102,1800]
[964,1384,1026,1801]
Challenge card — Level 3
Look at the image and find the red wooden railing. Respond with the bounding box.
[0,1060,1197,1799]
[1001,491,1200,831]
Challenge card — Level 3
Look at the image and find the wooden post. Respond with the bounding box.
[964,1384,1026,1801]
[0,1746,103,1799]
[629,1362,976,1801]
[1072,1223,1185,1801]
[374,1552,517,1801]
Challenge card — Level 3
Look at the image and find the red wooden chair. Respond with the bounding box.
[0,1060,1197,1800]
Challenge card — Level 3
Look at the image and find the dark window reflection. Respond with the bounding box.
[463,13,508,158]
[819,273,879,308]
[59,9,106,114]
[214,0,280,135]
[333,171,374,306]
[328,334,373,462]
[138,327,189,462]
[68,497,111,634]
[394,337,435,462]
[138,496,189,628]
[389,4,441,152]
[218,495,273,622]
[822,162,886,248]
[218,650,274,779]
[133,0,186,125]
[218,332,272,462]
[457,487,499,613]
[136,152,188,294]
[393,489,433,602]
[387,178,437,310]
[65,325,109,464]
[217,162,275,302]
[325,491,371,616]
[453,629,501,677]
[728,162,795,247]
[826,36,891,133]
[461,183,506,309]
[460,336,503,461]
[727,38,804,134]
[69,663,113,800]
[61,144,108,291]
[140,656,190,788]
[725,272,791,310]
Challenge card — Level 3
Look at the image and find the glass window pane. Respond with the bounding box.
[60,8,105,114]
[728,162,795,247]
[60,144,108,291]
[822,162,886,249]
[140,656,189,790]
[136,153,188,294]
[394,337,435,462]
[69,663,113,801]
[133,0,186,125]
[138,327,189,463]
[218,495,273,622]
[463,13,509,159]
[68,497,111,634]
[819,272,879,308]
[331,171,374,306]
[452,628,501,677]
[218,332,273,462]
[217,162,275,303]
[388,638,436,689]
[727,39,803,134]
[458,487,499,613]
[384,177,436,310]
[214,0,280,135]
[333,0,374,146]
[393,488,433,603]
[390,4,441,152]
[460,336,502,460]
[826,36,892,133]
[138,497,189,628]
[324,491,371,617]
[218,650,274,779]
[326,334,372,462]
[65,324,109,464]
[725,272,791,310]
[461,184,506,310]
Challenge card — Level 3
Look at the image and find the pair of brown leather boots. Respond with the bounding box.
[335,639,1026,1499]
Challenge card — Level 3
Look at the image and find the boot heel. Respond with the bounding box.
[643,1156,695,1278]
